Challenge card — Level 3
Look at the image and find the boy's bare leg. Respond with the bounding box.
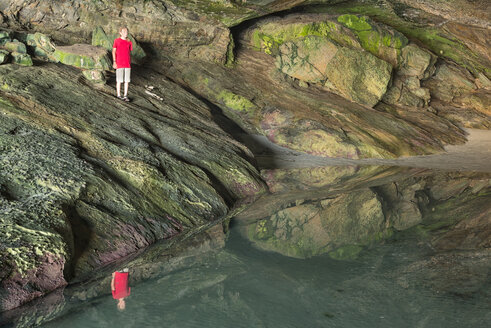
[116,82,122,97]
[124,82,129,97]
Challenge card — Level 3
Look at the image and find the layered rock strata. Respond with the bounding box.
[0,63,265,311]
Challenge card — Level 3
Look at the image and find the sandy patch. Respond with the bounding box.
[239,129,491,172]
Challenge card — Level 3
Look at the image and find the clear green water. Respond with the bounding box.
[37,226,490,328]
[3,167,490,328]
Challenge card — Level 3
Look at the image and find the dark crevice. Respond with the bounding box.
[0,184,18,201]
[61,204,93,282]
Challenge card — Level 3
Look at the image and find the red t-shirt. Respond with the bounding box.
[113,38,133,68]
[112,272,131,299]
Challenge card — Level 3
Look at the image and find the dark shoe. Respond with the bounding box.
[123,96,130,102]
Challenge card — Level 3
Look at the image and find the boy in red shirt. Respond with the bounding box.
[112,27,133,102]
[111,268,131,311]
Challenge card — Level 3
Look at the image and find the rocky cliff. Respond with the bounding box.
[0,0,490,312]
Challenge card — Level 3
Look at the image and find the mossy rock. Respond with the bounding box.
[275,35,392,107]
[0,49,9,64]
[0,29,11,46]
[52,44,111,70]
[25,32,56,60]
[11,52,33,66]
[2,40,27,54]
[251,15,408,68]
[91,26,146,65]
[337,14,408,67]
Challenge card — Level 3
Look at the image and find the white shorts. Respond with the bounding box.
[116,68,131,83]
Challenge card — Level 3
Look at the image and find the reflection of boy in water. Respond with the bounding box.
[111,268,131,311]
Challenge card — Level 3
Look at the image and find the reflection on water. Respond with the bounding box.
[1,166,490,328]
[237,166,491,260]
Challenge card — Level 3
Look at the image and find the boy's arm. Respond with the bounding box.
[112,48,117,69]
[111,272,116,291]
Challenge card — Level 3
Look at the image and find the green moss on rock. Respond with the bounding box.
[11,52,33,66]
[26,32,56,59]
[53,44,111,70]
[337,14,372,31]
[2,40,27,54]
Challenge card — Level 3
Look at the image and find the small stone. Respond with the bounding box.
[0,49,9,64]
[298,80,309,88]
[11,52,33,66]
[82,69,106,84]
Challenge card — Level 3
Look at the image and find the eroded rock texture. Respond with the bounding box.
[0,0,490,312]
[0,63,265,311]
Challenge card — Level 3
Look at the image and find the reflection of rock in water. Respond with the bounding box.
[237,166,491,259]
[244,189,387,259]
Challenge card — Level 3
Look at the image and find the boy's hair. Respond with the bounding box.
[119,26,128,33]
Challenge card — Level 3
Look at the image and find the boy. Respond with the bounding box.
[112,27,133,102]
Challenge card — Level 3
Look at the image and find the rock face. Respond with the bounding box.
[171,45,466,159]
[0,63,265,311]
[276,35,392,106]
[0,0,490,313]
[247,14,406,107]
[422,63,491,128]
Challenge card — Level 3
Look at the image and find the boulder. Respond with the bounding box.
[91,27,146,65]
[52,44,112,70]
[11,52,33,66]
[399,44,437,79]
[275,35,393,107]
[1,40,27,54]
[250,15,395,107]
[421,62,491,127]
[0,29,11,45]
[25,32,56,60]
[323,46,392,107]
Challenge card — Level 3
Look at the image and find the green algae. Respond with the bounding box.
[337,14,371,31]
[328,244,363,260]
[217,89,256,114]
[11,52,33,66]
[225,33,235,67]
[308,2,489,77]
